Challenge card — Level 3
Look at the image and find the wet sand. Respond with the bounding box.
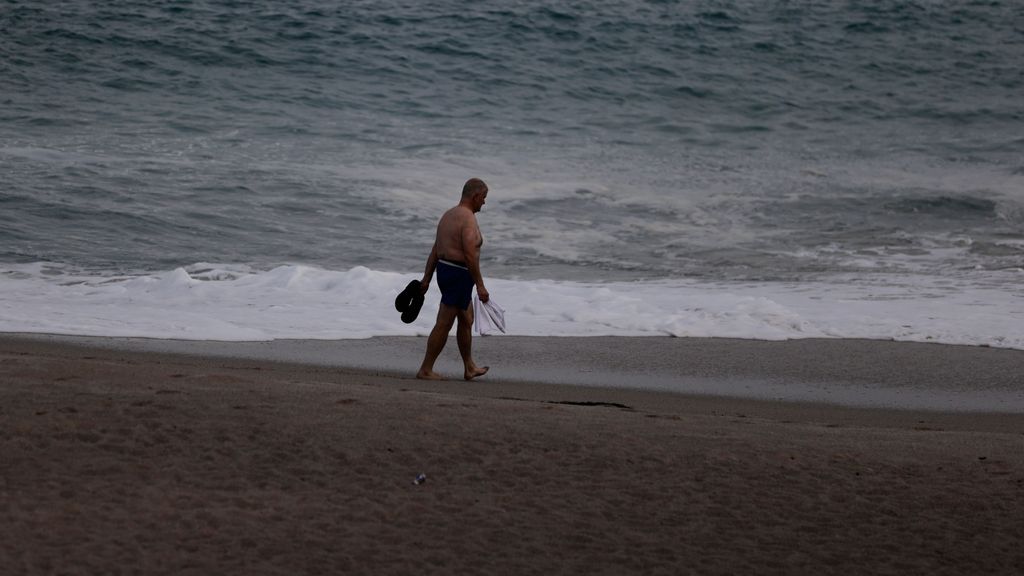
[2,334,1022,575]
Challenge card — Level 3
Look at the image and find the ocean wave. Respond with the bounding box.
[1,262,1022,349]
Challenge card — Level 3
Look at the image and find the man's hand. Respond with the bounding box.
[419,279,430,294]
[477,285,489,303]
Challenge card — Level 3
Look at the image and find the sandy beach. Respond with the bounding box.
[2,334,1022,575]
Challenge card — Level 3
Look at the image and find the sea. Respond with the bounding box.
[2,0,1023,347]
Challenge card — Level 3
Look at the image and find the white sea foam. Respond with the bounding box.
[2,262,1022,349]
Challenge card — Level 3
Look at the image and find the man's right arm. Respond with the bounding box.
[462,219,488,303]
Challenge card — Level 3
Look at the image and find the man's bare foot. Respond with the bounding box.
[464,366,489,381]
[416,370,445,381]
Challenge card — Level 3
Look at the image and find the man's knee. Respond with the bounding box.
[457,310,474,327]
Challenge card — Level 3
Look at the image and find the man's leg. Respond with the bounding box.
[456,306,489,381]
[417,304,459,380]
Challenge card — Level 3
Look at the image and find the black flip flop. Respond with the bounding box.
[395,280,424,323]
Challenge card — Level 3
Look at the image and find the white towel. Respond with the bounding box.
[473,295,506,336]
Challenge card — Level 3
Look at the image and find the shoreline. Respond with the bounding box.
[2,333,1024,432]
[5,332,1024,414]
[3,333,1023,574]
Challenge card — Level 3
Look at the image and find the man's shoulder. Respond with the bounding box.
[442,205,473,222]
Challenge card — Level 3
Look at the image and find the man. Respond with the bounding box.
[416,178,491,381]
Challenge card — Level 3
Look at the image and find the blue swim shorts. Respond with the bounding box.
[436,259,474,310]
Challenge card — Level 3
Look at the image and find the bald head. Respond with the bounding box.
[461,178,488,199]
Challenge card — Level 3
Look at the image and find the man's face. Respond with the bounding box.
[473,189,488,213]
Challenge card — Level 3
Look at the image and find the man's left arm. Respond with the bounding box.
[420,243,438,293]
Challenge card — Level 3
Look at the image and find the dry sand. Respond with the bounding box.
[2,335,1022,575]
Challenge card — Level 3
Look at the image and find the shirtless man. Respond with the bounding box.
[416,178,490,381]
